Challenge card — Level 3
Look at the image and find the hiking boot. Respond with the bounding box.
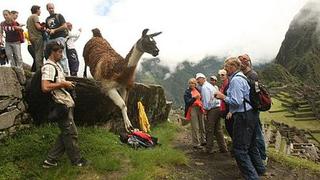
[259,171,273,177]
[219,149,229,153]
[200,142,207,146]
[193,145,204,150]
[262,157,268,166]
[42,159,58,168]
[73,158,88,167]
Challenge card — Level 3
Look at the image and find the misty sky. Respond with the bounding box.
[0,0,311,73]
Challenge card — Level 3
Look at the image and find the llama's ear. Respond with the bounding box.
[150,32,162,37]
[142,28,149,37]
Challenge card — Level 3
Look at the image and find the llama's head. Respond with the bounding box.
[92,28,103,37]
[137,28,162,57]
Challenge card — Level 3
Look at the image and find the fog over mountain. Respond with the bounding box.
[0,0,313,73]
[275,0,320,85]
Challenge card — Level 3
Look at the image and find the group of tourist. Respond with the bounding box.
[1,3,86,168]
[0,3,81,76]
[184,54,267,180]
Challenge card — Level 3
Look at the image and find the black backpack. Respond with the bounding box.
[26,63,58,124]
[237,75,272,111]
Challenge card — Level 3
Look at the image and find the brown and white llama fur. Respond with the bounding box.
[83,28,161,131]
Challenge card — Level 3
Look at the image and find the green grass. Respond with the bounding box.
[0,122,187,179]
[260,98,320,132]
[261,97,320,172]
[268,148,320,172]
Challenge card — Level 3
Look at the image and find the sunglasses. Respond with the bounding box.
[219,74,226,76]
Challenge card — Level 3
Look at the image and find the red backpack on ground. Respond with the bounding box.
[119,131,159,149]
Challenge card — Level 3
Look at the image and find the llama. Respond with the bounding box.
[83,28,161,132]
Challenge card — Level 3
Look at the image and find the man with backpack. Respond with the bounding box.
[238,54,268,164]
[41,41,87,168]
[215,57,265,180]
[45,3,69,75]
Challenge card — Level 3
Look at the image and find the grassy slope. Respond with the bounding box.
[260,98,320,132]
[0,122,187,180]
[1,98,320,179]
[260,97,320,172]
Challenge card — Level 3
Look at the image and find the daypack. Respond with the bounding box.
[26,63,58,124]
[237,75,272,111]
[119,131,159,149]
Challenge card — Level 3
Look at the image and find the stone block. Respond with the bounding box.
[0,109,21,130]
[12,67,26,85]
[0,67,23,98]
[275,131,282,152]
[17,101,26,112]
[0,98,16,111]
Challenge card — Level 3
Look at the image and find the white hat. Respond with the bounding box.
[195,73,206,79]
[210,75,217,80]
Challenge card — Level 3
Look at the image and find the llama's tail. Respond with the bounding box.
[83,64,88,78]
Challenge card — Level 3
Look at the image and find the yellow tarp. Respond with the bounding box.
[138,101,150,133]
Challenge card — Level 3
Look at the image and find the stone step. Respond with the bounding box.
[294,117,317,121]
[296,101,309,106]
[297,107,312,112]
[278,98,294,104]
[278,92,291,98]
[310,130,320,133]
[314,101,320,106]
[273,94,281,99]
[299,104,310,108]
[269,109,287,113]
[282,103,293,108]
[294,112,316,118]
[284,113,295,118]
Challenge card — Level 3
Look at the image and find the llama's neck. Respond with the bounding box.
[127,45,143,67]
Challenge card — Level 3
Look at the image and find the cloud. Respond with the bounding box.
[0,0,311,74]
[96,0,119,16]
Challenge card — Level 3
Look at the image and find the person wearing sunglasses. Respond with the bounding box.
[218,69,233,139]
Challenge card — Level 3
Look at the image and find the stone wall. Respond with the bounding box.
[66,77,171,132]
[0,67,171,138]
[265,120,320,162]
[0,67,31,140]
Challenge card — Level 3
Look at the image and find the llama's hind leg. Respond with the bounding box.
[107,88,133,132]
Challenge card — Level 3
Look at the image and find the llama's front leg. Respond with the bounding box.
[119,87,128,103]
[107,88,133,132]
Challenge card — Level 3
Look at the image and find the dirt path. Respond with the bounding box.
[169,125,320,180]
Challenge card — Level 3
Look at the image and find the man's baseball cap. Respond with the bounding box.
[210,75,217,81]
[195,73,206,79]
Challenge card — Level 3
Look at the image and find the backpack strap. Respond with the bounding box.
[42,63,58,82]
[235,74,252,111]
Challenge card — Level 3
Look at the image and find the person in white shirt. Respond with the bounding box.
[196,73,228,154]
[66,22,81,76]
